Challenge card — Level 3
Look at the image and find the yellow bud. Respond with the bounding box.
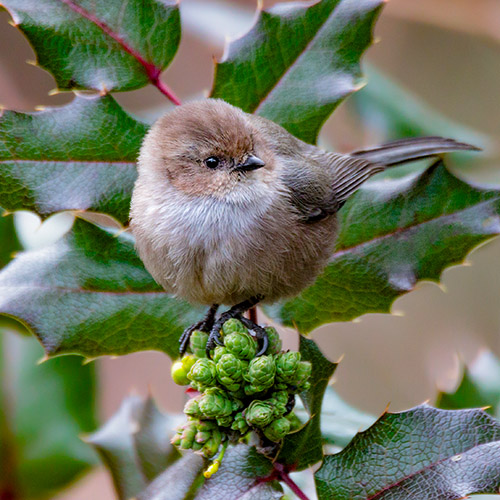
[203,460,220,478]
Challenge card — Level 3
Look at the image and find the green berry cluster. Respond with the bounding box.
[170,319,311,466]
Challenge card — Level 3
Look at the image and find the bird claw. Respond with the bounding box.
[179,304,219,356]
[205,314,269,358]
[205,311,233,357]
[239,316,269,356]
[183,297,265,359]
[179,320,208,356]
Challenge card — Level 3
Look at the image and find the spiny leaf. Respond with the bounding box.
[0,94,147,225]
[0,333,98,499]
[86,395,182,500]
[293,385,376,449]
[277,336,337,470]
[137,453,204,500]
[350,65,490,153]
[211,0,384,144]
[437,351,500,418]
[0,211,97,497]
[0,217,204,360]
[315,404,500,500]
[194,444,283,500]
[0,0,181,96]
[266,161,500,333]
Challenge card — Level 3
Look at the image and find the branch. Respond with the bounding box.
[59,0,181,105]
[262,463,311,500]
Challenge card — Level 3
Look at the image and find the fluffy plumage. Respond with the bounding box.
[130,99,478,306]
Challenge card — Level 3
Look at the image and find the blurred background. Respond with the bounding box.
[1,0,500,498]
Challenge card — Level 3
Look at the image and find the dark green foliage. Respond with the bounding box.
[0,95,147,224]
[193,445,283,500]
[0,218,204,359]
[315,405,500,499]
[0,333,98,499]
[436,351,500,418]
[268,161,500,332]
[277,336,337,471]
[86,396,181,499]
[1,0,180,93]
[211,0,384,144]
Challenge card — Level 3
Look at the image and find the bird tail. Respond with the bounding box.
[331,136,479,204]
[349,136,480,166]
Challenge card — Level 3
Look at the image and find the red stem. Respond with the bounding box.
[248,306,258,323]
[269,463,311,500]
[280,473,310,500]
[58,0,181,105]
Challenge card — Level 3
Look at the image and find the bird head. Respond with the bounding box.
[138,99,275,199]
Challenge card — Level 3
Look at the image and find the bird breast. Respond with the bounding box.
[131,177,337,305]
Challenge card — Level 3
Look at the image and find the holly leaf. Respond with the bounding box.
[315,405,500,500]
[437,351,500,418]
[350,65,490,153]
[277,336,337,470]
[0,332,97,499]
[211,0,384,144]
[0,217,204,360]
[0,0,180,94]
[266,161,500,333]
[0,208,21,268]
[86,395,183,500]
[293,385,376,449]
[0,209,25,332]
[0,94,147,225]
[137,453,204,500]
[194,444,283,500]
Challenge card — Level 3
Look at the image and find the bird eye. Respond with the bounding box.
[204,156,220,169]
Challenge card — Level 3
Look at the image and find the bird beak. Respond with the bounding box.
[233,155,265,172]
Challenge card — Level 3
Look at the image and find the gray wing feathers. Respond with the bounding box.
[327,154,385,203]
[328,136,479,203]
[282,135,480,222]
[349,136,480,166]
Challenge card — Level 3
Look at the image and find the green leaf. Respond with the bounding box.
[134,397,182,481]
[277,336,337,470]
[0,208,21,268]
[86,395,182,500]
[1,0,180,93]
[0,217,204,360]
[0,95,147,225]
[266,161,500,333]
[138,453,204,500]
[315,405,500,500]
[195,444,283,500]
[0,332,98,499]
[211,0,384,144]
[293,385,376,449]
[350,65,490,152]
[437,351,500,419]
[0,209,26,333]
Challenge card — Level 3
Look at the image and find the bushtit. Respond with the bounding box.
[130,99,478,355]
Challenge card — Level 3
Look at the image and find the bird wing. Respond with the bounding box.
[282,152,384,222]
[325,152,385,204]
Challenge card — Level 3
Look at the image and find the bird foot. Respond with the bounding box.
[206,313,268,358]
[179,304,219,356]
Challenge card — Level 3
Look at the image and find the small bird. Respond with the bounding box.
[130,99,478,355]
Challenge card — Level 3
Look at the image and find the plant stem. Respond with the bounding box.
[273,463,311,500]
[59,0,181,105]
[248,306,258,323]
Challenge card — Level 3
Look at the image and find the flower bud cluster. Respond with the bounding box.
[171,319,311,461]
